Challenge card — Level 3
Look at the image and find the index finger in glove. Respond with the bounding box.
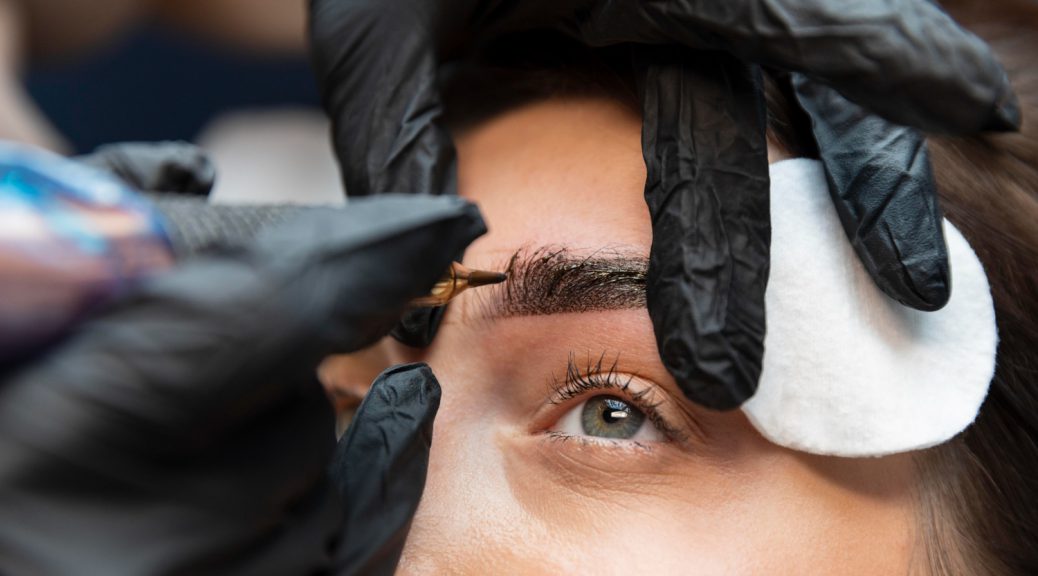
[78,141,217,195]
[309,0,475,349]
[329,363,440,576]
[639,48,770,411]
[580,0,1019,134]
[309,0,459,196]
[3,195,485,450]
[793,74,951,311]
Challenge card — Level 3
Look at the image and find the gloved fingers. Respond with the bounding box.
[309,0,457,197]
[579,0,1018,134]
[309,0,486,348]
[330,363,441,576]
[639,48,770,411]
[153,197,455,348]
[2,195,484,451]
[78,141,217,195]
[792,74,950,311]
[390,306,449,348]
[0,143,175,367]
[0,192,478,576]
[0,362,341,574]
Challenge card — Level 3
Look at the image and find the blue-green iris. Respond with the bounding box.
[580,396,645,439]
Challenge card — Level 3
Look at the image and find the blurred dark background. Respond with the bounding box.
[26,22,318,154]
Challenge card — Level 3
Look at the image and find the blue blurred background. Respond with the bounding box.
[26,22,319,154]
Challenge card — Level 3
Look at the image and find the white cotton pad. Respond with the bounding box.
[741,159,998,457]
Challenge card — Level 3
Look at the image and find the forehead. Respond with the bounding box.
[453,97,652,257]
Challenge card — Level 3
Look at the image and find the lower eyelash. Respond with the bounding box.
[549,352,686,443]
[543,430,655,453]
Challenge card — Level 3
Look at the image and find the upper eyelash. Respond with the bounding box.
[548,352,687,443]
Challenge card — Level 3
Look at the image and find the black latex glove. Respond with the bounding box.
[310,0,1018,198]
[309,0,1019,409]
[330,363,440,575]
[638,49,771,409]
[79,141,217,196]
[74,141,319,259]
[0,195,485,575]
[791,74,950,311]
[0,142,225,371]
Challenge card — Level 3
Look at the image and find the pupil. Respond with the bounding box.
[601,399,629,424]
[580,395,646,439]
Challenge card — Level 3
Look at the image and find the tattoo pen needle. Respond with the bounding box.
[409,261,507,307]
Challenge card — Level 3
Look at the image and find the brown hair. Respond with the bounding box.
[911,1,1038,574]
[442,7,1038,572]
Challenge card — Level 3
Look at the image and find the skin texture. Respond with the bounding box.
[368,97,921,574]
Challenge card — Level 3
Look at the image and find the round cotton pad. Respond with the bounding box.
[742,159,998,457]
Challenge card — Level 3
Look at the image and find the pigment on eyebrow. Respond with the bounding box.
[477,246,648,318]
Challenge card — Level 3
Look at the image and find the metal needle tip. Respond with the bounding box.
[466,269,508,287]
[408,262,508,308]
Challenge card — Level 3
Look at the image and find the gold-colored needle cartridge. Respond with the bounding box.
[409,261,507,307]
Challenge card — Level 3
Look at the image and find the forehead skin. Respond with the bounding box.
[390,97,919,575]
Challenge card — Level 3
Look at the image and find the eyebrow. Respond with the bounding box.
[474,246,648,318]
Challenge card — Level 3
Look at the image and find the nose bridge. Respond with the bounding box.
[396,357,517,572]
[395,401,470,572]
[417,359,506,513]
[422,375,472,494]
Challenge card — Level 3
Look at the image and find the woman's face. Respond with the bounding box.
[386,97,920,574]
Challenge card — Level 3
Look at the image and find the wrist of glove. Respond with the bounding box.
[0,141,318,368]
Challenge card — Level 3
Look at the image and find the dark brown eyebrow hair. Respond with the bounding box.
[474,246,648,318]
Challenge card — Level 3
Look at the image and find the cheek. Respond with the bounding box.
[404,431,809,576]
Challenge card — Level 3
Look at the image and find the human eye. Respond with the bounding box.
[543,353,683,447]
[553,394,664,442]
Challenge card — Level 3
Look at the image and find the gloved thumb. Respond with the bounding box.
[78,141,217,195]
[329,363,441,576]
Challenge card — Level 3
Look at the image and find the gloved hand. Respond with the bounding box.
[0,142,178,368]
[78,140,217,196]
[0,194,486,575]
[0,141,311,369]
[75,141,323,259]
[309,0,1019,409]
